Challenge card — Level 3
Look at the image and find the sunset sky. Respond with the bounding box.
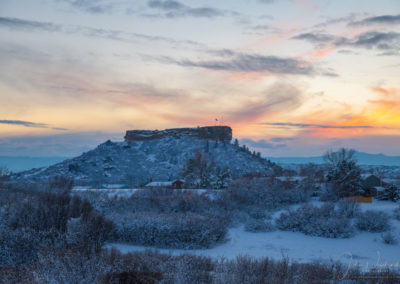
[0,0,399,157]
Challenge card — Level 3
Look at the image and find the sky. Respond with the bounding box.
[0,0,399,157]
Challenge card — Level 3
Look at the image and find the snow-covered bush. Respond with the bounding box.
[111,212,228,249]
[66,213,116,253]
[336,199,360,218]
[244,218,275,233]
[0,227,39,266]
[381,231,398,245]
[393,206,400,221]
[275,203,354,238]
[356,210,390,232]
[248,207,268,219]
[378,185,400,202]
[222,178,311,212]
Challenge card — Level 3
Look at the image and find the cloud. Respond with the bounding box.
[147,0,226,18]
[313,14,359,28]
[349,14,400,26]
[0,17,61,32]
[258,0,275,3]
[149,51,329,76]
[0,120,48,128]
[63,0,115,14]
[292,33,335,44]
[0,17,203,48]
[240,138,287,149]
[260,122,374,129]
[228,82,303,122]
[270,137,297,142]
[0,120,67,130]
[293,31,400,55]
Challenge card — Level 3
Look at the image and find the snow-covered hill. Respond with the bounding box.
[11,136,272,186]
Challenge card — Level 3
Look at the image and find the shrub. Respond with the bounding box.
[381,231,398,245]
[244,219,275,233]
[275,203,354,238]
[111,212,228,249]
[47,175,74,194]
[0,228,39,266]
[393,206,400,221]
[356,210,390,232]
[248,207,268,219]
[336,199,360,218]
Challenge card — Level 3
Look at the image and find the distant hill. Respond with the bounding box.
[0,156,69,172]
[268,152,400,166]
[11,127,273,186]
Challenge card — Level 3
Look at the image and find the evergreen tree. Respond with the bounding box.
[324,148,362,199]
[379,185,400,202]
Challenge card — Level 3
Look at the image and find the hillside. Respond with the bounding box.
[268,151,400,166]
[11,127,272,186]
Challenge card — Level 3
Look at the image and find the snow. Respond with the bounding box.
[275,176,307,182]
[108,200,400,271]
[146,181,175,187]
[72,187,141,198]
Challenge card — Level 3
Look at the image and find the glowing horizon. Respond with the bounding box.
[0,0,399,157]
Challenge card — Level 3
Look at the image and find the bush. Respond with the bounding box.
[356,210,390,232]
[393,206,400,221]
[336,199,360,218]
[275,203,354,238]
[221,178,311,212]
[244,218,275,233]
[248,207,269,219]
[381,231,398,245]
[111,212,228,249]
[47,175,74,194]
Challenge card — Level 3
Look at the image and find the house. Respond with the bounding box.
[361,174,384,197]
[145,180,184,189]
[368,186,385,197]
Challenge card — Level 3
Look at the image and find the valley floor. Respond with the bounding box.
[108,200,400,271]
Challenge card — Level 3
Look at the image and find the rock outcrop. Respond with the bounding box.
[125,126,232,142]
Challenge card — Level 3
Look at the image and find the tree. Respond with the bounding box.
[205,140,210,153]
[215,166,232,189]
[379,185,400,202]
[181,150,216,188]
[299,163,324,184]
[324,148,362,199]
[0,166,10,188]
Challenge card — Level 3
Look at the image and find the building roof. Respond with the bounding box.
[145,180,183,187]
[275,176,306,182]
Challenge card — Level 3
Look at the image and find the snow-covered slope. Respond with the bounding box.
[11,137,272,186]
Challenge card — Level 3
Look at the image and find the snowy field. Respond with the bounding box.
[108,200,400,271]
[72,187,221,199]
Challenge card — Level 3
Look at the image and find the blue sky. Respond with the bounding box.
[0,0,399,157]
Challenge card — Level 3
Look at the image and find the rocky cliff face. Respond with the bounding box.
[125,126,232,142]
[11,127,272,187]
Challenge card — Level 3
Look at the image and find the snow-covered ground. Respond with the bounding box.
[72,187,222,199]
[108,200,400,271]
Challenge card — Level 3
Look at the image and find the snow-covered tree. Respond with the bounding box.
[324,148,362,198]
[215,166,232,189]
[379,185,400,202]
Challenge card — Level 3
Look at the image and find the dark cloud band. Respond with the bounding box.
[0,120,67,130]
[261,122,373,129]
